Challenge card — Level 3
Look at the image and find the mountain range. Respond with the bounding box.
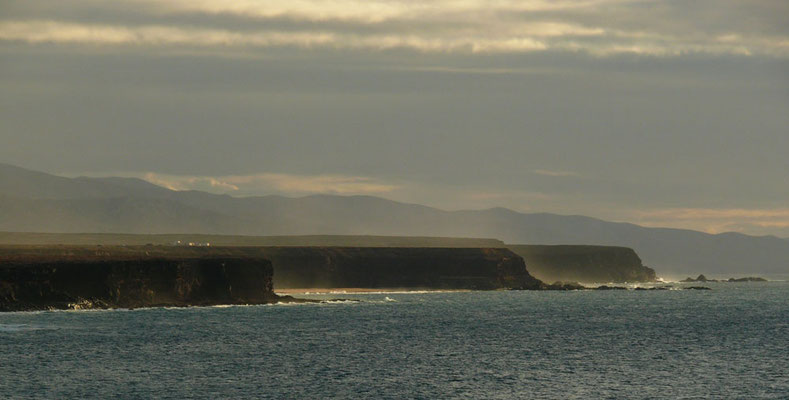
[1,162,787,278]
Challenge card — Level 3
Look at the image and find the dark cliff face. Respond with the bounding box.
[256,247,542,290]
[0,254,277,311]
[0,245,545,311]
[507,245,657,283]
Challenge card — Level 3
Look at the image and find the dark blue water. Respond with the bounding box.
[2,283,788,399]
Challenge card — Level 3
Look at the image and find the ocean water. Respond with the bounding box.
[1,282,788,399]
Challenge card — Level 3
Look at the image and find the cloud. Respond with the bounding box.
[1,0,787,57]
[142,172,240,192]
[0,20,550,53]
[228,173,401,195]
[635,208,789,220]
[0,21,338,48]
[131,0,634,24]
[137,172,400,195]
[628,207,789,235]
[533,169,581,177]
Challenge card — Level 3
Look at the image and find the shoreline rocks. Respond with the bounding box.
[681,274,767,283]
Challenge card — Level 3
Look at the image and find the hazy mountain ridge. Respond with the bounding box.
[1,163,787,277]
[0,163,170,200]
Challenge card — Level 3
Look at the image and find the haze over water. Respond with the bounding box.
[2,283,787,399]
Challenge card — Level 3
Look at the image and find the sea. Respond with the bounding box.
[1,282,787,399]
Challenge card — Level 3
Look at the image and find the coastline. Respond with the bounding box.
[275,288,473,295]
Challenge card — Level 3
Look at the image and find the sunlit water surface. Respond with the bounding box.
[1,282,788,399]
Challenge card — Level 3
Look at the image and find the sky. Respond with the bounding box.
[1,0,788,236]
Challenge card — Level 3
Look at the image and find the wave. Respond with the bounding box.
[319,300,361,304]
[0,323,54,332]
[296,290,468,295]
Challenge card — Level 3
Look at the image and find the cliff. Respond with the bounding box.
[0,246,546,311]
[0,246,282,311]
[255,247,543,290]
[507,245,657,283]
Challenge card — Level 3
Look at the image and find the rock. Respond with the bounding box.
[681,274,720,282]
[544,281,586,290]
[593,285,629,290]
[727,277,768,282]
[682,274,768,283]
[685,286,712,290]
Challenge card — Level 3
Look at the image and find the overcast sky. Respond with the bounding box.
[1,0,788,236]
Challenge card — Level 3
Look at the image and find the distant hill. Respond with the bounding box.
[0,163,170,199]
[1,163,787,278]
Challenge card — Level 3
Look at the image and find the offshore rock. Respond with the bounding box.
[544,281,586,290]
[727,277,767,282]
[681,274,712,282]
[593,285,629,290]
[681,275,767,283]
